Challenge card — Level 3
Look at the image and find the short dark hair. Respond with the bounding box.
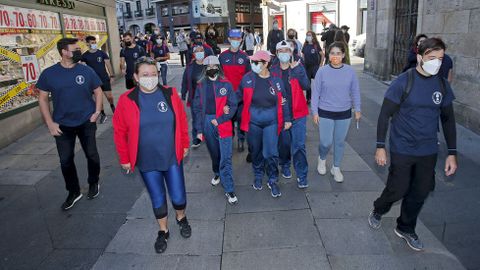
[85,36,96,43]
[124,32,133,38]
[134,56,157,74]
[418,37,446,56]
[329,41,346,54]
[57,38,78,56]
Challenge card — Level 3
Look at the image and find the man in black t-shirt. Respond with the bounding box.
[120,32,146,89]
[82,36,115,123]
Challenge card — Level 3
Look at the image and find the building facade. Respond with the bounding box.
[116,0,157,35]
[0,0,121,148]
[365,0,480,133]
[261,0,368,45]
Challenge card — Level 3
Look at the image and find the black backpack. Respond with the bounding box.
[400,68,447,104]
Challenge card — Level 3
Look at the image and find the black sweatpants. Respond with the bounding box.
[373,152,437,234]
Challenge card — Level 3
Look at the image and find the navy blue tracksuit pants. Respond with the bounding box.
[247,107,279,185]
[278,116,308,183]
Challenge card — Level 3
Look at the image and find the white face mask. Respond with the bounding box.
[421,58,442,76]
[139,76,158,91]
[156,39,162,44]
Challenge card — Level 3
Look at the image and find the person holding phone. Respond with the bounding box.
[113,57,191,254]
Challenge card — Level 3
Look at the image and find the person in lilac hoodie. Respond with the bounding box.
[311,42,361,182]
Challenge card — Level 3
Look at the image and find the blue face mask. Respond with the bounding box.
[230,40,241,49]
[278,52,291,63]
[251,63,263,74]
[194,52,205,61]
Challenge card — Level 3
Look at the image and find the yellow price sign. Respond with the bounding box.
[0,46,21,63]
[97,35,109,48]
[0,82,30,107]
[36,35,63,59]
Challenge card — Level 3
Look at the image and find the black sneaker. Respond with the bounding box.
[154,230,169,253]
[61,192,83,210]
[368,210,382,229]
[99,113,108,124]
[192,138,202,148]
[394,228,424,251]
[87,183,100,200]
[177,217,192,238]
[246,153,252,163]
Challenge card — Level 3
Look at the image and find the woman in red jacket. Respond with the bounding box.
[113,57,190,254]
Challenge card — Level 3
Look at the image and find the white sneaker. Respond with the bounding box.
[211,176,220,186]
[225,192,238,204]
[317,157,326,175]
[330,166,344,183]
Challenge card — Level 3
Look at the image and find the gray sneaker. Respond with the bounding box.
[394,228,424,251]
[368,211,382,229]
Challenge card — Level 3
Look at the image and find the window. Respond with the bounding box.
[161,6,168,17]
[172,3,189,15]
[126,3,131,12]
[136,1,141,11]
[253,4,262,14]
[235,2,251,13]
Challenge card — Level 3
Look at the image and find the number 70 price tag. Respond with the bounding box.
[21,55,41,83]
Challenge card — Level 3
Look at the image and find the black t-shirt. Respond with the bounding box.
[252,76,277,108]
[120,45,146,79]
[81,50,110,81]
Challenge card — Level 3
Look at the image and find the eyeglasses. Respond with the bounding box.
[251,60,266,65]
[135,56,156,65]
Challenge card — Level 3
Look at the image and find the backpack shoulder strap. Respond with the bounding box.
[401,68,415,104]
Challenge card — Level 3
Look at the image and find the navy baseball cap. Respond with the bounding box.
[228,29,242,38]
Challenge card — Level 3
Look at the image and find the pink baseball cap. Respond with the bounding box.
[249,50,272,62]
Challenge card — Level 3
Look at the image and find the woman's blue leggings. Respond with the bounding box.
[140,162,187,219]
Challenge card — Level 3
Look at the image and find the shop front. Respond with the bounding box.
[0,0,119,148]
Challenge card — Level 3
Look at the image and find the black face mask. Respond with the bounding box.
[206,69,219,78]
[288,34,295,39]
[124,41,132,47]
[71,50,82,63]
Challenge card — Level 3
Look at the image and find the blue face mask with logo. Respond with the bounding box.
[194,52,205,61]
[278,52,291,63]
[230,40,241,49]
[251,63,263,74]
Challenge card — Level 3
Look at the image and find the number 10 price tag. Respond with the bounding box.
[21,55,41,83]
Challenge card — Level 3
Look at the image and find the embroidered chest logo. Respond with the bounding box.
[225,59,231,63]
[219,88,227,96]
[158,101,168,112]
[246,80,252,84]
[432,91,443,105]
[311,49,316,54]
[238,58,244,64]
[269,86,276,96]
[97,57,102,63]
[75,75,85,85]
[133,52,139,58]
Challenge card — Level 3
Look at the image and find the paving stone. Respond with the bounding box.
[184,172,218,193]
[37,248,103,270]
[5,142,56,155]
[226,183,309,214]
[329,171,385,191]
[315,218,393,255]
[222,246,330,270]
[0,169,51,185]
[105,218,224,256]
[223,209,320,252]
[307,191,400,219]
[92,253,221,270]
[329,255,403,270]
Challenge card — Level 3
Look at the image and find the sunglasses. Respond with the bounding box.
[251,60,266,65]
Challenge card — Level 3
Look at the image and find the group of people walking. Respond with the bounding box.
[35,24,458,255]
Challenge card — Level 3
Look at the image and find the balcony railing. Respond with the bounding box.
[123,11,132,19]
[145,7,155,17]
[134,10,143,17]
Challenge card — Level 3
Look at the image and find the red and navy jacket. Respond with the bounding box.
[192,78,238,138]
[181,61,205,107]
[218,49,251,91]
[270,63,310,120]
[237,72,292,135]
[113,85,190,171]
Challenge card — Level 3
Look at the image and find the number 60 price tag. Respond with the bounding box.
[21,55,41,83]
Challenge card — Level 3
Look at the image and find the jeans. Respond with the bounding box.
[54,121,100,193]
[158,63,168,85]
[203,114,235,193]
[140,162,186,219]
[373,153,437,234]
[318,117,351,167]
[279,117,308,181]
[248,107,279,185]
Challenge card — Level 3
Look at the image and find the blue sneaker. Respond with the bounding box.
[281,167,292,179]
[394,228,424,251]
[297,178,308,189]
[252,179,263,190]
[267,182,282,198]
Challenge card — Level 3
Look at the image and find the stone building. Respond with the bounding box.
[116,0,158,35]
[365,0,480,133]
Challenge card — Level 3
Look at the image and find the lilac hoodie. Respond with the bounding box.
[311,64,361,115]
